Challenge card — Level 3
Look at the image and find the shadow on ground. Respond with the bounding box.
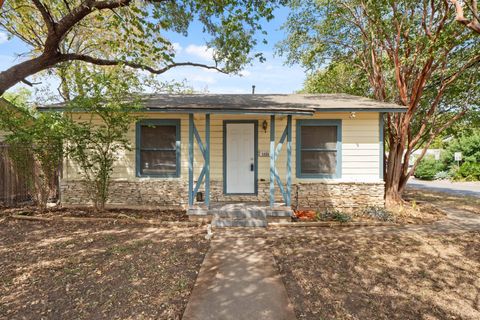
[0,219,208,319]
[270,230,480,320]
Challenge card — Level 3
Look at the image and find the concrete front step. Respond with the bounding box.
[213,210,267,219]
[212,218,268,228]
[189,202,293,227]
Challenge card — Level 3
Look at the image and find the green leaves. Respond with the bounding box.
[0,0,285,94]
[65,70,141,211]
[301,61,371,96]
[0,91,65,209]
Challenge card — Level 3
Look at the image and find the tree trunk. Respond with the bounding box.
[384,137,408,208]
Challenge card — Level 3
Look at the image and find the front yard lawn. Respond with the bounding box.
[0,219,208,319]
[405,188,480,215]
[272,230,480,319]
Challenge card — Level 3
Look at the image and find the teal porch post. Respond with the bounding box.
[188,114,194,207]
[270,115,275,207]
[379,112,385,180]
[205,114,210,207]
[286,115,292,206]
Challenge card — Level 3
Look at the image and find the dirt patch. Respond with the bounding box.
[405,188,480,215]
[387,201,446,224]
[0,219,209,319]
[0,206,189,222]
[271,231,480,320]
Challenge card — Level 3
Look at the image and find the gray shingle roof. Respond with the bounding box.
[43,93,407,114]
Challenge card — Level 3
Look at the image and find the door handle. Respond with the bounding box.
[250,163,254,171]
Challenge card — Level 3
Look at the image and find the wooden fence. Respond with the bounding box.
[0,143,32,205]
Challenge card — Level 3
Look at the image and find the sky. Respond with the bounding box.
[0,6,306,97]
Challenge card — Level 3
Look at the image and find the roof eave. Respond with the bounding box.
[313,107,407,113]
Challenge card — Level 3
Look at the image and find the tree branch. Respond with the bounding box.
[59,53,227,74]
[31,0,55,33]
[21,78,42,86]
[405,108,467,179]
[450,0,480,34]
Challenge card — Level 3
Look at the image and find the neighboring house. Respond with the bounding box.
[409,149,444,167]
[45,94,406,216]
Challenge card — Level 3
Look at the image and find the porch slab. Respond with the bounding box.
[188,202,293,217]
[188,202,293,228]
[182,237,297,320]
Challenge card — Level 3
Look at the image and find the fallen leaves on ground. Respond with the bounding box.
[0,206,189,222]
[0,219,208,319]
[271,231,480,320]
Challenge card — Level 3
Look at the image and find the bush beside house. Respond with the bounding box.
[414,130,480,181]
[414,156,444,180]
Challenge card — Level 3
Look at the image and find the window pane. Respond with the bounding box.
[301,126,337,149]
[141,125,176,149]
[140,150,176,175]
[301,151,337,174]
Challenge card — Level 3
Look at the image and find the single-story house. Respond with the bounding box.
[44,94,406,218]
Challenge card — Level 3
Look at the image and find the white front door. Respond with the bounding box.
[225,122,256,194]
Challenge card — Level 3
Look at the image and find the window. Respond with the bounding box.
[136,120,181,177]
[296,120,342,178]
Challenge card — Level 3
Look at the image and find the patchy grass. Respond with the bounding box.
[0,219,208,319]
[405,188,480,215]
[271,231,480,320]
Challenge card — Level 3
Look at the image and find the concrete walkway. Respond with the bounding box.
[182,237,296,320]
[182,205,480,320]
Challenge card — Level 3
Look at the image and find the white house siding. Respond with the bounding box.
[61,112,384,209]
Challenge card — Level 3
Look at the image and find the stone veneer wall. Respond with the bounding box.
[293,181,385,210]
[60,179,188,207]
[61,179,384,210]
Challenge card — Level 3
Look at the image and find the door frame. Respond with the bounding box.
[223,120,258,195]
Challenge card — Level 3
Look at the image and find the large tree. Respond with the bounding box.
[301,61,371,96]
[0,0,283,96]
[280,0,480,206]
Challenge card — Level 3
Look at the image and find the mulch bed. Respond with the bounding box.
[271,230,480,320]
[0,218,209,319]
[0,206,190,222]
[290,203,446,225]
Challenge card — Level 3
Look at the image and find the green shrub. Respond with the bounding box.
[433,171,451,180]
[442,130,480,168]
[362,206,395,222]
[453,162,480,181]
[414,156,443,180]
[317,209,352,223]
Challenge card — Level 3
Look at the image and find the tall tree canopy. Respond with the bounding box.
[280,0,480,206]
[0,0,284,95]
[301,61,371,96]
